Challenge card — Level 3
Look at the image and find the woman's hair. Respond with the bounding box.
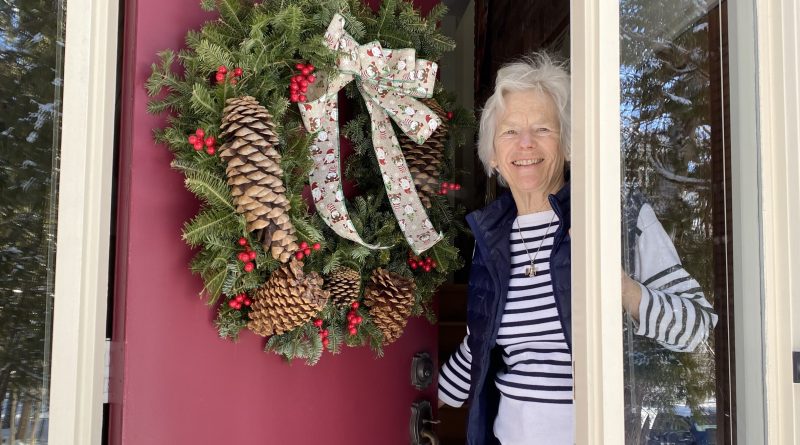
[477,52,571,186]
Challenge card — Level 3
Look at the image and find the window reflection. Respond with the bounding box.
[620,0,731,443]
[0,1,65,443]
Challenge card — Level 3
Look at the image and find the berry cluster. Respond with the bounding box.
[236,237,257,272]
[346,302,363,336]
[215,65,243,85]
[437,181,461,195]
[294,240,321,260]
[188,128,216,155]
[313,319,330,347]
[407,252,437,272]
[289,62,316,103]
[227,292,252,310]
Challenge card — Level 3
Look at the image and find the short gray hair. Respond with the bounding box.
[477,52,571,185]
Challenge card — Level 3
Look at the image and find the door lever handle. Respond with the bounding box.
[410,400,439,445]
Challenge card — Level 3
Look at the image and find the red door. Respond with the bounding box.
[109,1,442,444]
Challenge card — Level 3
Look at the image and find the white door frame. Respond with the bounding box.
[49,0,119,443]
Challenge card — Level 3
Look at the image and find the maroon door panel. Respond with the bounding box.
[110,1,439,444]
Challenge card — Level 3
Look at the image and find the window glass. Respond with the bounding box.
[619,1,733,443]
[0,1,66,443]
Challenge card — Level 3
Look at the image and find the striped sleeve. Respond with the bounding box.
[438,331,473,407]
[632,204,718,353]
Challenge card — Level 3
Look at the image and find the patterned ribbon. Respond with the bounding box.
[298,13,443,254]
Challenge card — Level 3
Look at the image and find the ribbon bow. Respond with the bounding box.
[298,13,443,254]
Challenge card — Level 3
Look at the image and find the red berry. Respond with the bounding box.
[423,265,432,272]
[188,135,198,144]
[295,251,304,260]
[446,111,454,120]
[206,147,216,155]
[228,300,238,309]
[410,262,418,270]
[217,65,228,74]
[290,83,299,91]
[300,85,308,93]
[290,94,299,102]
[321,329,329,337]
[238,252,248,262]
[233,67,243,77]
[204,136,215,146]
[243,298,252,306]
[244,262,255,272]
[304,248,311,256]
[248,250,257,261]
[425,256,432,264]
[355,316,363,324]
[235,294,245,303]
[229,78,238,85]
[351,302,359,309]
[407,258,415,267]
[293,75,303,83]
[215,72,225,82]
[299,241,308,250]
[347,314,355,323]
[322,338,330,347]
[195,128,205,138]
[238,237,248,246]
[454,184,461,190]
[307,64,315,72]
[307,74,316,83]
[295,63,305,70]
[431,260,437,268]
[193,141,204,151]
[313,319,323,327]
[312,243,321,250]
[298,95,306,102]
[301,67,311,76]
[300,79,309,87]
[349,327,358,336]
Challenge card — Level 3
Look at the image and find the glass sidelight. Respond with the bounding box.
[0,1,67,443]
[618,0,734,444]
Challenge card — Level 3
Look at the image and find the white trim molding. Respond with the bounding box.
[756,0,800,443]
[570,0,625,443]
[49,0,119,443]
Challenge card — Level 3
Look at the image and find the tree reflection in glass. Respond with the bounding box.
[0,1,66,443]
[620,0,730,444]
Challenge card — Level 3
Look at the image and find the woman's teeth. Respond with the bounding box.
[512,159,543,166]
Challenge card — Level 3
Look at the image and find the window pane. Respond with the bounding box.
[0,1,66,443]
[619,1,733,444]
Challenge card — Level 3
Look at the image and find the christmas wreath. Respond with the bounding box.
[146,0,473,364]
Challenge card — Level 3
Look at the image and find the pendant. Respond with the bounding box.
[525,264,537,277]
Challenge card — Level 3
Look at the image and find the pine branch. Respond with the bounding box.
[183,170,236,211]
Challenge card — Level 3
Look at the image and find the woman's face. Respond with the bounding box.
[493,89,564,197]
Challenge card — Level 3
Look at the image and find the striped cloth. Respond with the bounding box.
[438,202,718,409]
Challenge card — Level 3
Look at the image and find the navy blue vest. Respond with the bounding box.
[462,182,571,444]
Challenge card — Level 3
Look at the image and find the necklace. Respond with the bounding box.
[515,211,557,277]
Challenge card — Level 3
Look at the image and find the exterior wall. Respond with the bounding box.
[109,1,438,444]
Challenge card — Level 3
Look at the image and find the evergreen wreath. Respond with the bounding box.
[146,0,473,365]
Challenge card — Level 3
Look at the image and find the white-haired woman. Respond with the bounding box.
[437,53,718,444]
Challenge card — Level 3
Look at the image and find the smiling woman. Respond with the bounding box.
[436,52,718,445]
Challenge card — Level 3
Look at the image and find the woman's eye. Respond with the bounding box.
[503,129,517,135]
[537,127,551,133]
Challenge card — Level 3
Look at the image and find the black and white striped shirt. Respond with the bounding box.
[439,211,572,407]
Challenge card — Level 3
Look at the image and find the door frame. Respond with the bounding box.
[571,0,799,443]
[48,0,119,443]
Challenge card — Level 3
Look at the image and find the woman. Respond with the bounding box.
[437,53,718,445]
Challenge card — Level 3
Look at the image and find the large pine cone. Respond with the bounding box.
[324,267,362,307]
[219,96,298,263]
[399,99,449,208]
[363,268,416,345]
[247,259,329,337]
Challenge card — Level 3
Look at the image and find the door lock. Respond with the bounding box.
[411,351,434,390]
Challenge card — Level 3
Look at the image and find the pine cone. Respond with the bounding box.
[399,99,449,208]
[324,267,362,307]
[363,268,416,345]
[247,259,329,337]
[219,96,298,263]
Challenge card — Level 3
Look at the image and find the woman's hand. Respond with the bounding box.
[621,272,642,321]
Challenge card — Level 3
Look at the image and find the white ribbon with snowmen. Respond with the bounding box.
[298,13,443,254]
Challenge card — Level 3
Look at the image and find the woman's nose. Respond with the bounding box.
[518,129,536,149]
